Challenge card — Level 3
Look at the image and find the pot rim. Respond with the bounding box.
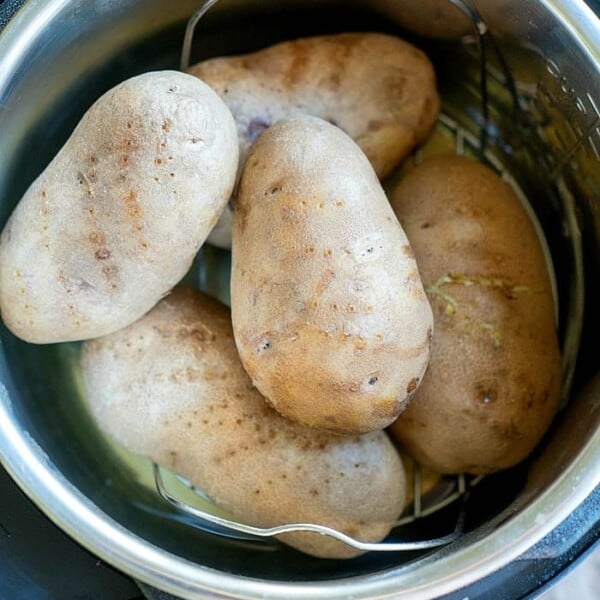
[1,376,598,600]
[0,0,599,598]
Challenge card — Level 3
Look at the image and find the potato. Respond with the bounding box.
[388,156,561,474]
[189,32,440,248]
[231,116,433,434]
[0,71,238,343]
[370,0,471,39]
[81,287,406,559]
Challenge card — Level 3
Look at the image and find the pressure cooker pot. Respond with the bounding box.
[0,0,598,598]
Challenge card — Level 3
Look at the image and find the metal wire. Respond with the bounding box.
[180,0,220,71]
[153,463,466,552]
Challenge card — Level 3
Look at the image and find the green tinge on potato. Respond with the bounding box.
[231,116,434,435]
[0,71,238,344]
[81,287,406,559]
[189,32,440,248]
[388,155,561,475]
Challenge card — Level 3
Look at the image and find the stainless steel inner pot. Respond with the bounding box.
[0,0,598,598]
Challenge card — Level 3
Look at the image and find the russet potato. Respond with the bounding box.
[189,32,440,248]
[231,116,433,434]
[81,287,406,559]
[388,156,561,474]
[0,71,238,343]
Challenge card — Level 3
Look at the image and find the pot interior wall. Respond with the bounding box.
[0,0,597,585]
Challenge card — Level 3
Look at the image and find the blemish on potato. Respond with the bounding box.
[94,248,111,260]
[406,378,419,394]
[256,336,272,354]
[155,158,162,165]
[475,383,497,405]
[402,244,415,259]
[367,119,383,131]
[354,337,366,350]
[102,264,117,277]
[162,119,172,132]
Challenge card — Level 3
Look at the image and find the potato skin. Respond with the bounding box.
[0,71,238,343]
[370,0,471,39]
[231,116,433,434]
[388,156,561,475]
[81,287,406,559]
[189,32,440,248]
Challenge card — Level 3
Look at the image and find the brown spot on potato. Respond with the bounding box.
[406,378,418,394]
[95,248,111,260]
[236,202,250,233]
[354,337,366,350]
[124,190,141,219]
[329,73,341,87]
[267,184,282,195]
[475,383,497,405]
[285,46,310,87]
[162,119,172,132]
[402,244,415,259]
[155,158,162,165]
[102,265,118,277]
[89,231,106,245]
[368,119,384,131]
